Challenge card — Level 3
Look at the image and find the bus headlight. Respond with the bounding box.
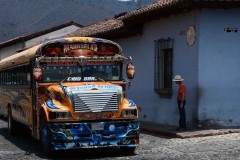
[121,109,137,118]
[49,111,72,120]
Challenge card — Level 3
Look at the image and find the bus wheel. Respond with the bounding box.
[120,146,136,155]
[40,115,51,155]
[7,107,16,135]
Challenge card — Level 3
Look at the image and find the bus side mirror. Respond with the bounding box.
[33,65,42,81]
[126,62,135,79]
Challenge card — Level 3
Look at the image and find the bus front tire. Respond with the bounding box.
[40,116,52,155]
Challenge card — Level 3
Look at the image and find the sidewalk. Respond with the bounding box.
[140,121,240,138]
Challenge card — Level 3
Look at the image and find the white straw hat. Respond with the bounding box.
[172,75,184,81]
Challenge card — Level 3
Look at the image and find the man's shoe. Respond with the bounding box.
[176,127,182,131]
[176,127,186,131]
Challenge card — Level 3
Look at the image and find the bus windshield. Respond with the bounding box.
[42,64,120,82]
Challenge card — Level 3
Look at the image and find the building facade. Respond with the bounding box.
[117,8,240,127]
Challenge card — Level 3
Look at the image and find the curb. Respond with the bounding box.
[140,128,178,138]
[140,127,240,139]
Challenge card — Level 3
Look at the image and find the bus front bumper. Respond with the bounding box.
[44,120,139,150]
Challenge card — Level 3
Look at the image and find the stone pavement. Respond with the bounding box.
[140,121,240,138]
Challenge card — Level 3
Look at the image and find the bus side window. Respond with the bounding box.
[10,69,13,85]
[0,72,3,85]
[16,67,20,85]
[7,71,11,85]
[27,73,31,84]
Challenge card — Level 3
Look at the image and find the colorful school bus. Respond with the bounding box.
[0,37,139,154]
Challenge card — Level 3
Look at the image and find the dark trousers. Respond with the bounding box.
[177,99,186,128]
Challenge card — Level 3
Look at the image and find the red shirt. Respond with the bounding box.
[177,83,186,100]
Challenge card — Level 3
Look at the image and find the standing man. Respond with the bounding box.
[173,75,187,131]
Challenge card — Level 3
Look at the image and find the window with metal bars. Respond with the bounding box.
[154,38,173,98]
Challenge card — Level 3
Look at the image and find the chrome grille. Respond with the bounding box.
[72,91,119,113]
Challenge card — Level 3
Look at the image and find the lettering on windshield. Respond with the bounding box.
[67,77,96,81]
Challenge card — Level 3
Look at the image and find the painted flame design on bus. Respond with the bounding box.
[0,37,139,154]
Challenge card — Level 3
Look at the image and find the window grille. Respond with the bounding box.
[154,38,174,98]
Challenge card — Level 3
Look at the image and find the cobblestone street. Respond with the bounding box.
[1,118,240,160]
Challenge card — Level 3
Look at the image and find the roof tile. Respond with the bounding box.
[68,19,123,37]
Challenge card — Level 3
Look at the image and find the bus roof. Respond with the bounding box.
[0,37,123,70]
[0,44,41,70]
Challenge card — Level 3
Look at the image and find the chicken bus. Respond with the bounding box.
[0,37,139,154]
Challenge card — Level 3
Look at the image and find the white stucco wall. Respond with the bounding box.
[116,10,199,126]
[198,8,240,126]
[25,25,80,48]
[0,43,23,60]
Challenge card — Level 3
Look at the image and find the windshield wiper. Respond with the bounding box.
[60,71,77,86]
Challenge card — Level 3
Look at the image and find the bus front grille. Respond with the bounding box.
[72,92,119,113]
